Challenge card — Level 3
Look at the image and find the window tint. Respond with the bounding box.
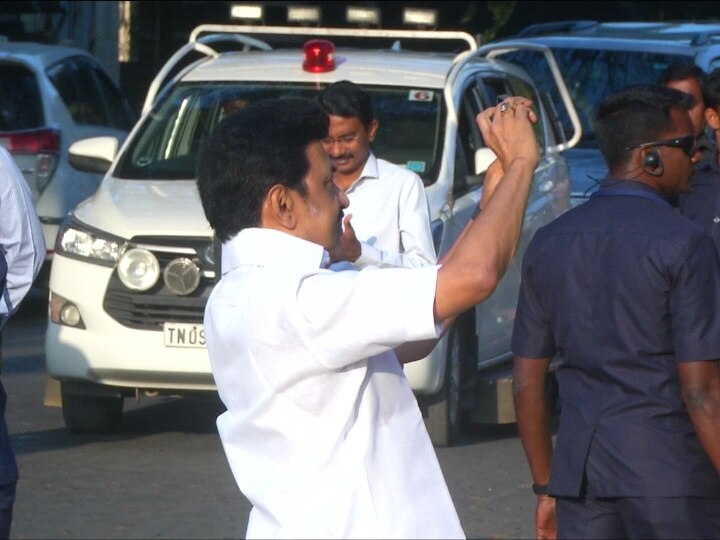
[454,84,484,196]
[504,48,692,147]
[115,82,446,184]
[47,57,107,126]
[0,63,43,131]
[92,66,136,130]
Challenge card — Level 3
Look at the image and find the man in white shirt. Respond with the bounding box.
[0,147,45,539]
[196,95,538,539]
[318,80,436,268]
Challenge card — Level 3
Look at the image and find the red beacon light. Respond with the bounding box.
[303,40,335,73]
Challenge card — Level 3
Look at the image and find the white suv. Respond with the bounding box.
[46,25,579,446]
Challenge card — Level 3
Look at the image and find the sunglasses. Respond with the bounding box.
[625,134,696,157]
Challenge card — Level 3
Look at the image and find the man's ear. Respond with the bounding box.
[705,107,720,131]
[263,184,297,230]
[367,119,379,143]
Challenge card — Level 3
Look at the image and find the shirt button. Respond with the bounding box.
[714,217,720,224]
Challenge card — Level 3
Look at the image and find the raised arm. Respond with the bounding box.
[395,97,538,364]
[433,97,539,323]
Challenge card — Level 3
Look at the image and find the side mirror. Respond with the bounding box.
[68,136,119,174]
[474,147,497,175]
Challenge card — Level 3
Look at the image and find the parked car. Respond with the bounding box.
[45,24,579,445]
[490,21,720,206]
[0,40,136,280]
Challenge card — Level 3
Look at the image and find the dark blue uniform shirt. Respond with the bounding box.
[679,149,720,254]
[512,179,720,499]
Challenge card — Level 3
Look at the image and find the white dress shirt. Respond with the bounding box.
[205,228,464,539]
[346,153,436,269]
[0,147,45,327]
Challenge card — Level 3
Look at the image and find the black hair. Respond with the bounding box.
[196,98,328,241]
[703,67,720,110]
[658,62,706,87]
[595,84,694,172]
[317,80,375,128]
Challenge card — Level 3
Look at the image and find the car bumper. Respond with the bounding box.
[45,254,214,391]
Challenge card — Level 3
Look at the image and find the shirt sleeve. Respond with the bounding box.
[295,265,441,369]
[670,232,720,362]
[354,173,437,269]
[511,237,556,359]
[0,148,46,325]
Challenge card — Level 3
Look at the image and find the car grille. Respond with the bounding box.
[102,236,217,331]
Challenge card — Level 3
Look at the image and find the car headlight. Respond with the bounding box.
[117,248,160,291]
[55,216,128,267]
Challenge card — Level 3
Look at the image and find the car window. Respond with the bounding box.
[47,56,108,127]
[454,83,484,196]
[115,82,446,185]
[92,65,136,130]
[0,62,44,131]
[504,48,692,148]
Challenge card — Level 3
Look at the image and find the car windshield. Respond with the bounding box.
[114,82,445,184]
[504,48,692,148]
[0,62,43,131]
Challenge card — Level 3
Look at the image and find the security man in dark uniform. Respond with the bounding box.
[680,67,720,254]
[512,84,720,540]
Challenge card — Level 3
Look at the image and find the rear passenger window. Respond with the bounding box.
[0,63,43,131]
[93,66,136,130]
[47,57,107,127]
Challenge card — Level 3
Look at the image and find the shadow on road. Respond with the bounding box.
[12,394,226,456]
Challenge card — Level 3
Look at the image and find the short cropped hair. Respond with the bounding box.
[703,67,720,110]
[317,80,375,128]
[658,62,706,87]
[196,98,329,241]
[595,85,694,172]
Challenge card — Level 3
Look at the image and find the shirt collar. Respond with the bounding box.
[694,148,720,175]
[346,152,379,193]
[594,178,672,207]
[221,228,330,275]
[598,178,664,195]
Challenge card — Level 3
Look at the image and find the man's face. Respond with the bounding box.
[293,141,349,250]
[322,115,378,180]
[654,107,697,196]
[666,78,706,137]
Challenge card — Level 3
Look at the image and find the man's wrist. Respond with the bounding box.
[532,483,549,496]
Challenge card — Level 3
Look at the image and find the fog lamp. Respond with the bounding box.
[49,291,86,329]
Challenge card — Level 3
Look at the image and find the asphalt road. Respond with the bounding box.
[2,291,538,539]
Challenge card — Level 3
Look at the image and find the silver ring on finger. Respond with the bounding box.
[499,102,514,114]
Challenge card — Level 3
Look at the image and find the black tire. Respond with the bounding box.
[424,316,471,447]
[61,383,124,434]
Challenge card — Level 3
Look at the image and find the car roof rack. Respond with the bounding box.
[691,30,720,46]
[143,24,478,115]
[516,20,599,37]
[189,24,478,52]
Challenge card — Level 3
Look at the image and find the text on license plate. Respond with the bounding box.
[163,323,206,348]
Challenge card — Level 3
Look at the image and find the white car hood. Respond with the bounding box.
[73,176,213,240]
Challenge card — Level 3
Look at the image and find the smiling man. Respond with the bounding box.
[318,80,436,269]
[196,96,540,538]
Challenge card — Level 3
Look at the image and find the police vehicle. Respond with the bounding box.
[45,21,579,446]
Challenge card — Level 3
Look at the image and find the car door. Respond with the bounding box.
[469,71,570,365]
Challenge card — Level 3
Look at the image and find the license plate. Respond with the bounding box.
[163,323,206,348]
